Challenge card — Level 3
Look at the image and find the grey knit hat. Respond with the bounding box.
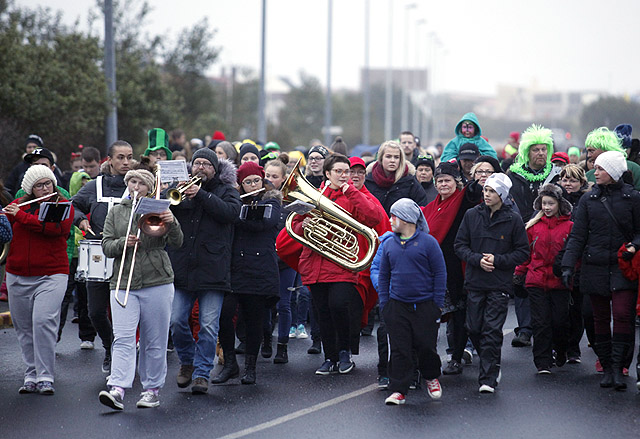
[192,148,219,173]
[21,165,57,195]
[124,169,156,196]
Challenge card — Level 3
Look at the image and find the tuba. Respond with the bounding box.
[282,159,379,272]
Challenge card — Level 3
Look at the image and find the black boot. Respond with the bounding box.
[611,334,631,391]
[274,343,288,364]
[241,354,257,384]
[261,335,273,358]
[593,339,613,388]
[211,351,239,384]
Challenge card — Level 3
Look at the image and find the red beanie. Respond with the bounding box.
[213,130,226,140]
[237,161,265,185]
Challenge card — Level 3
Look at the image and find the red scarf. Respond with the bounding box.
[421,187,466,244]
[371,162,407,188]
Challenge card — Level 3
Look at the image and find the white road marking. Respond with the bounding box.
[217,383,379,439]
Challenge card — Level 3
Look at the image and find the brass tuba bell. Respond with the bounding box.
[281,159,379,272]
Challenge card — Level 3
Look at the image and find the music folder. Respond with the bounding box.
[38,201,72,222]
[240,204,273,221]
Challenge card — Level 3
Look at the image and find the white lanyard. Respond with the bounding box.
[96,176,129,211]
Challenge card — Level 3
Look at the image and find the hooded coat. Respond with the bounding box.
[168,159,242,292]
[440,113,497,162]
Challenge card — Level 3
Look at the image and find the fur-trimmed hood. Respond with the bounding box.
[533,183,572,216]
[263,188,283,204]
[216,159,237,186]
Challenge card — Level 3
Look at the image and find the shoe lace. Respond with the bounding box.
[140,391,155,401]
[427,380,441,392]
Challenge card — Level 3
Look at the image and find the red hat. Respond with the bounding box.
[551,152,569,165]
[237,161,264,185]
[509,131,520,142]
[212,130,226,141]
[349,156,366,169]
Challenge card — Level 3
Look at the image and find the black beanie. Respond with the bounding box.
[434,160,460,180]
[474,155,502,174]
[239,143,260,161]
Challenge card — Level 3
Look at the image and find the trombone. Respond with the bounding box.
[114,191,140,308]
[166,176,202,205]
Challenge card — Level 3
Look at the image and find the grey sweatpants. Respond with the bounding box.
[108,283,174,391]
[7,273,67,383]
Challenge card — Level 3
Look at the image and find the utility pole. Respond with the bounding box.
[324,0,333,146]
[258,0,267,142]
[104,0,117,151]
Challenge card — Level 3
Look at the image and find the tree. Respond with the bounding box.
[277,72,325,147]
[580,96,640,140]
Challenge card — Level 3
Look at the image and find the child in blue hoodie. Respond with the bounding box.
[378,198,447,405]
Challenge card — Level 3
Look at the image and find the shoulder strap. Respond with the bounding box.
[600,196,634,242]
[96,175,129,212]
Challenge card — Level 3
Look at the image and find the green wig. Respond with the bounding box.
[514,124,554,167]
[585,127,627,157]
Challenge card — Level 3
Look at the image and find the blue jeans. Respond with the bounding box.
[514,296,532,337]
[277,268,297,344]
[170,288,224,379]
[290,274,311,327]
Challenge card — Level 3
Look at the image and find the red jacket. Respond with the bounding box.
[617,244,640,315]
[515,214,572,291]
[293,183,382,285]
[6,198,73,276]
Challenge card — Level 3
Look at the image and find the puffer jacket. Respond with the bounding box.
[231,189,282,297]
[561,181,640,296]
[515,215,573,291]
[364,162,429,214]
[102,198,183,290]
[168,159,242,292]
[292,183,381,285]
[454,203,529,293]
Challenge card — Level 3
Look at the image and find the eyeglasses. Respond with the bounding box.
[193,161,213,169]
[242,178,262,186]
[349,169,366,176]
[331,169,350,176]
[33,180,53,190]
[475,170,494,176]
[308,156,324,162]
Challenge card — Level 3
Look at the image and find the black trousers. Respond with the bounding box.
[383,299,441,395]
[376,311,388,376]
[348,293,363,355]
[87,280,113,351]
[466,289,509,387]
[528,287,570,369]
[449,307,468,363]
[567,286,584,358]
[219,293,268,357]
[309,282,358,362]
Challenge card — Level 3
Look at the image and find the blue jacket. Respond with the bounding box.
[370,231,394,292]
[378,230,447,310]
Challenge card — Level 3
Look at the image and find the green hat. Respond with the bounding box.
[144,128,172,160]
[567,146,581,157]
[264,141,281,151]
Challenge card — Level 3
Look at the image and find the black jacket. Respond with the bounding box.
[168,160,241,292]
[561,181,640,296]
[365,173,429,215]
[454,203,529,293]
[231,189,282,298]
[507,167,560,222]
[72,165,128,234]
[420,181,438,204]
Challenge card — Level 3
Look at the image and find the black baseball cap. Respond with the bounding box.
[24,147,55,166]
[458,143,480,161]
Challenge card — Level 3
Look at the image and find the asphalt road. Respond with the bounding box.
[1,300,639,439]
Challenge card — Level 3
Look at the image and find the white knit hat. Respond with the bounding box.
[21,165,57,195]
[484,173,513,203]
[594,150,627,182]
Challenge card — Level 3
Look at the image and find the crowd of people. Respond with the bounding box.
[1,114,640,410]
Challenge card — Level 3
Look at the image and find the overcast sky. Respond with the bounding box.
[20,0,640,96]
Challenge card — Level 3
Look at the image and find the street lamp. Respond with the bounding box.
[324,0,333,147]
[384,0,393,140]
[412,18,426,136]
[362,0,371,146]
[400,2,417,132]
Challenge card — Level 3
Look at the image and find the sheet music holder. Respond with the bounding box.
[240,204,273,221]
[38,201,72,222]
[283,200,314,215]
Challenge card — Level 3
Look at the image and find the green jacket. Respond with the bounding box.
[14,185,75,263]
[586,159,640,191]
[102,198,183,291]
[440,112,497,161]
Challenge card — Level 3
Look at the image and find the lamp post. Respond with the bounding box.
[257,0,267,142]
[324,0,333,147]
[412,18,426,136]
[104,0,117,151]
[384,0,393,140]
[400,2,417,132]
[362,0,371,146]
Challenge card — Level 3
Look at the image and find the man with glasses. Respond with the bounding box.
[168,148,241,395]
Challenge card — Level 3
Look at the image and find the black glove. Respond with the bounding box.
[561,268,573,289]
[622,250,635,261]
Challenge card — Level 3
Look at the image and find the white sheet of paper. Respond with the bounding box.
[157,160,189,183]
[135,198,171,215]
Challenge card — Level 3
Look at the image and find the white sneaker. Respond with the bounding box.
[384,392,406,405]
[289,326,297,338]
[136,390,159,408]
[497,369,502,384]
[479,384,495,394]
[426,379,442,399]
[80,340,94,350]
[296,324,308,339]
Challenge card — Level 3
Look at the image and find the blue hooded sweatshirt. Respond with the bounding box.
[440,112,497,161]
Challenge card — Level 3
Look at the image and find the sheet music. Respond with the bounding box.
[157,160,189,183]
[135,198,171,215]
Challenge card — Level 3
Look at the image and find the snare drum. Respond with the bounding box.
[76,240,114,282]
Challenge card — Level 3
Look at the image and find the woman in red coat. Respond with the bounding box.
[291,154,380,375]
[515,184,573,373]
[4,165,73,395]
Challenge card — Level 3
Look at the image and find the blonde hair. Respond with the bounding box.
[376,140,406,183]
[559,164,587,185]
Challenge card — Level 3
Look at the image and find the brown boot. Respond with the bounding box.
[176,364,195,388]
